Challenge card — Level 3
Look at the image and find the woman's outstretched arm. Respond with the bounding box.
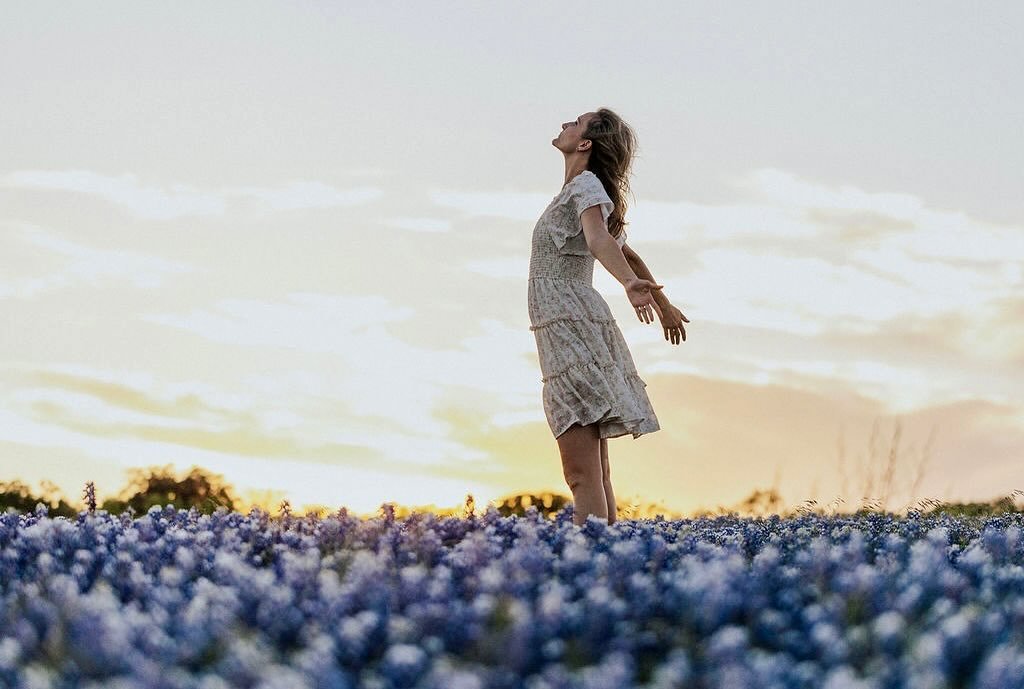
[625,243,691,343]
[623,245,671,309]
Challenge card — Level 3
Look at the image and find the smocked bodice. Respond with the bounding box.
[527,170,625,286]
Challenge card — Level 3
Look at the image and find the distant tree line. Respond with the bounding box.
[1,464,240,518]
[2,463,1021,520]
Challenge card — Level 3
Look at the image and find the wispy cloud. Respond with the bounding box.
[464,256,528,280]
[140,294,542,439]
[224,180,383,210]
[0,222,195,298]
[2,362,495,473]
[429,189,553,221]
[0,170,384,219]
[438,168,1023,418]
[141,293,417,352]
[1,170,226,220]
[0,404,493,514]
[380,216,453,233]
[458,168,1021,353]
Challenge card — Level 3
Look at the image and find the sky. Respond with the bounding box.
[1,1,1021,517]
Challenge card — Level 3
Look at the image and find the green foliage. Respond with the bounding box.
[0,479,79,518]
[1,464,240,516]
[113,464,240,515]
[493,491,572,519]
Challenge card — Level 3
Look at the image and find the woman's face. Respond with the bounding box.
[552,112,595,151]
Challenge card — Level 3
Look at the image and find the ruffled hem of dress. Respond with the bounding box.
[542,359,661,440]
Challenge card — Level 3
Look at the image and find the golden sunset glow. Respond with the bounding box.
[2,4,1021,517]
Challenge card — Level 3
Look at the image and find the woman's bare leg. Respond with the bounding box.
[600,436,616,524]
[556,422,608,526]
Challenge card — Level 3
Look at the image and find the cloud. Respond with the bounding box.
[0,222,196,298]
[651,371,1024,510]
[224,180,383,210]
[429,189,554,221]
[381,216,453,233]
[142,293,417,352]
[141,293,541,438]
[7,359,1022,516]
[2,362,495,475]
[431,168,1023,420]
[733,169,926,216]
[0,405,493,515]
[0,170,384,219]
[464,256,528,280]
[429,366,1024,515]
[634,311,1016,425]
[1,170,226,220]
[335,167,395,178]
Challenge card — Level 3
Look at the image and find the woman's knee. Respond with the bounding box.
[557,423,601,486]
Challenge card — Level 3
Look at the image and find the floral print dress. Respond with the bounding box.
[527,170,661,440]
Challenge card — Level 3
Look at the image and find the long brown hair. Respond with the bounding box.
[582,107,639,240]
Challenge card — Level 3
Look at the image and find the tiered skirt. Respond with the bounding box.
[528,277,661,440]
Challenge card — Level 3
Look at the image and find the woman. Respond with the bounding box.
[527,108,689,527]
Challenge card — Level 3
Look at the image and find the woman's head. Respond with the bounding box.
[553,108,639,239]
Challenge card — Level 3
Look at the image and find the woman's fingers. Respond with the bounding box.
[662,324,684,344]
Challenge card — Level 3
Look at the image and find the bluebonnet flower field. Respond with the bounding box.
[2,501,1024,689]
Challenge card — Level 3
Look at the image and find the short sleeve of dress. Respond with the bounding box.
[571,172,615,224]
[549,172,616,257]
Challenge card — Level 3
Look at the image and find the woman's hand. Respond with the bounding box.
[624,278,664,323]
[651,301,689,344]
